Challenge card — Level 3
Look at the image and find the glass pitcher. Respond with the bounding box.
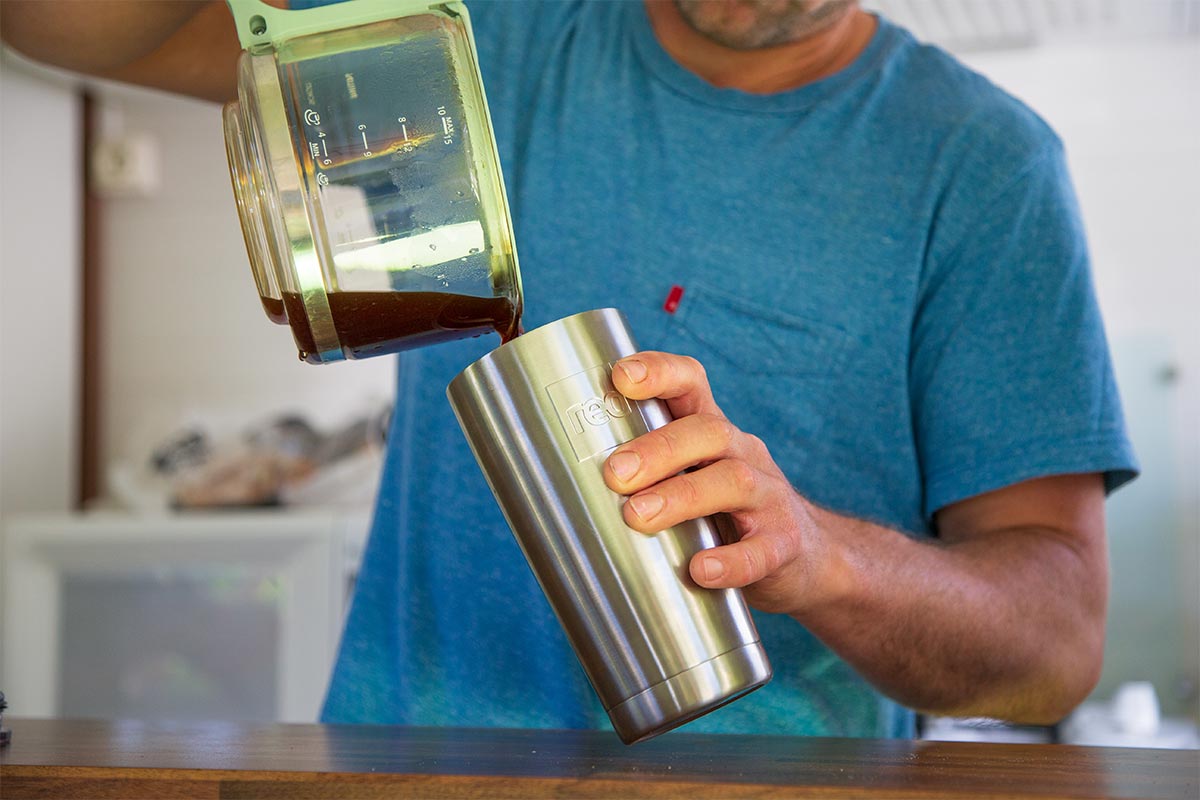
[222,0,521,363]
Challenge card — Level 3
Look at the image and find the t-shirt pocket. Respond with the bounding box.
[652,282,856,452]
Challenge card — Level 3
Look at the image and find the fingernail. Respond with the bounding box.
[608,450,640,482]
[618,359,648,383]
[629,492,663,521]
[702,557,724,583]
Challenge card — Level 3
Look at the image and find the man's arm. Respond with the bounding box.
[604,351,1108,724]
[794,473,1106,722]
[1,0,250,102]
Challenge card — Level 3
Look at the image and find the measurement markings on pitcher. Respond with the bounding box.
[358,124,372,157]
[437,106,455,144]
[397,116,415,153]
[307,134,332,167]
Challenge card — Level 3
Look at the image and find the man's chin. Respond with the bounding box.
[672,0,858,51]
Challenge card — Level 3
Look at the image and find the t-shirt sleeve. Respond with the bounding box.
[910,141,1138,520]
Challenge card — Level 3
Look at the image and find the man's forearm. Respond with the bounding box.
[795,482,1108,724]
[1,0,246,102]
[1,1,210,72]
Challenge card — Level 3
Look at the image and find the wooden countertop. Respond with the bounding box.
[1,717,1196,799]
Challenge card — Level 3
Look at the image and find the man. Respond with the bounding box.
[2,0,1137,737]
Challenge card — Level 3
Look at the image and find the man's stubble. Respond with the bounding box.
[673,0,859,50]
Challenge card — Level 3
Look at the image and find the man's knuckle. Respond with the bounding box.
[727,459,758,496]
[744,433,770,460]
[738,545,762,580]
[677,473,702,506]
[756,540,783,577]
[702,414,737,449]
[660,425,684,460]
[766,537,791,573]
[640,429,673,464]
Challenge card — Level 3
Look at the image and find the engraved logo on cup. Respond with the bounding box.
[565,390,632,434]
[546,364,640,463]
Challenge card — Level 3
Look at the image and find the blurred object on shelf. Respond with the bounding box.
[106,405,390,511]
[150,429,210,475]
[1061,681,1200,749]
[169,415,320,508]
[170,449,300,509]
[245,416,324,464]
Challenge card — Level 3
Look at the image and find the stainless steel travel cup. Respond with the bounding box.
[447,308,772,744]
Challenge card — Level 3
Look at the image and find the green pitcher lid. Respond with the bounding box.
[226,0,454,51]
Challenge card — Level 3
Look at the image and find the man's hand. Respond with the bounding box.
[602,350,847,616]
[604,350,1110,724]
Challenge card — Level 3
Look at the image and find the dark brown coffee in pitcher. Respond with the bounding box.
[266,291,519,364]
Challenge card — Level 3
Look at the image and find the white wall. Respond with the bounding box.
[961,38,1200,717]
[0,64,81,516]
[0,58,82,690]
[93,85,395,492]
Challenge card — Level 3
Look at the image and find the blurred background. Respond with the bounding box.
[1,0,1197,747]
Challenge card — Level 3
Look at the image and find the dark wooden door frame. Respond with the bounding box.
[78,90,101,508]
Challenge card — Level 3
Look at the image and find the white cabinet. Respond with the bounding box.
[0,510,368,723]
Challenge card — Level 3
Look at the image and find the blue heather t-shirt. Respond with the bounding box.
[318,1,1138,737]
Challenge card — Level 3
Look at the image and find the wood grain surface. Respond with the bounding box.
[1,717,1196,799]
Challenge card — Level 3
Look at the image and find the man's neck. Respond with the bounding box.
[644,1,878,94]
